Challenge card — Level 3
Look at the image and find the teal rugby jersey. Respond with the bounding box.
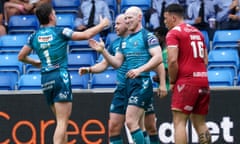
[120,28,159,77]
[27,27,73,73]
[108,37,127,86]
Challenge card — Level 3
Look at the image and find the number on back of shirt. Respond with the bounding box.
[191,41,204,58]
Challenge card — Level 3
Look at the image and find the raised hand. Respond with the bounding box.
[99,15,110,28]
[88,38,105,53]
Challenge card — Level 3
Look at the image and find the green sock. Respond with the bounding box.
[131,129,145,144]
[110,135,123,144]
[143,131,150,144]
[149,134,160,144]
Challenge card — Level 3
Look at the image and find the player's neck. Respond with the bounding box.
[176,19,185,26]
[131,24,142,34]
[41,22,55,27]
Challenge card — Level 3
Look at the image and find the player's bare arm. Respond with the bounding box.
[154,63,168,98]
[71,16,109,40]
[18,45,41,68]
[88,39,124,68]
[127,46,162,79]
[79,59,109,75]
[167,46,178,85]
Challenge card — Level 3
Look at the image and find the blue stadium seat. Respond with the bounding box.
[120,0,151,13]
[208,48,239,77]
[8,15,39,34]
[68,53,95,71]
[0,34,29,53]
[0,73,17,90]
[237,73,240,86]
[52,0,80,14]
[91,69,117,88]
[200,30,210,51]
[70,71,89,89]
[0,54,23,80]
[56,13,76,29]
[18,74,41,90]
[24,54,40,74]
[212,30,240,49]
[208,68,234,86]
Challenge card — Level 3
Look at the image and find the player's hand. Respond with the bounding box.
[126,69,141,79]
[88,38,105,53]
[170,84,175,91]
[78,67,89,75]
[99,15,110,28]
[33,60,41,68]
[157,85,168,98]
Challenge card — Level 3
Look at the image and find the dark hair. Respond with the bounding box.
[164,4,184,18]
[154,26,168,37]
[35,3,53,25]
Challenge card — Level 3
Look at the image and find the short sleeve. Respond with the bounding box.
[147,32,160,49]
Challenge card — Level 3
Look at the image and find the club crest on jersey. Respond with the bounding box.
[133,41,138,47]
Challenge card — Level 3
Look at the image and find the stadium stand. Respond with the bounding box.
[90,69,117,88]
[18,73,41,90]
[8,15,39,34]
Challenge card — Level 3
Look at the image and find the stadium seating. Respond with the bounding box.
[208,68,234,86]
[0,53,23,80]
[68,53,95,71]
[8,15,39,34]
[120,0,151,13]
[208,48,239,77]
[70,71,89,89]
[0,34,29,53]
[91,69,117,88]
[18,74,41,90]
[52,0,80,14]
[56,13,76,29]
[0,73,17,90]
[212,29,240,49]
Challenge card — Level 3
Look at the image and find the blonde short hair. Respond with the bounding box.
[125,6,143,16]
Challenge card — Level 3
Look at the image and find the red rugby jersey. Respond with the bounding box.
[166,23,209,86]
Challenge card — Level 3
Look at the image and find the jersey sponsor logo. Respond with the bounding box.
[38,35,53,42]
[148,37,158,45]
[42,80,55,91]
[184,105,193,111]
[193,72,208,77]
[128,96,138,104]
[121,42,126,49]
